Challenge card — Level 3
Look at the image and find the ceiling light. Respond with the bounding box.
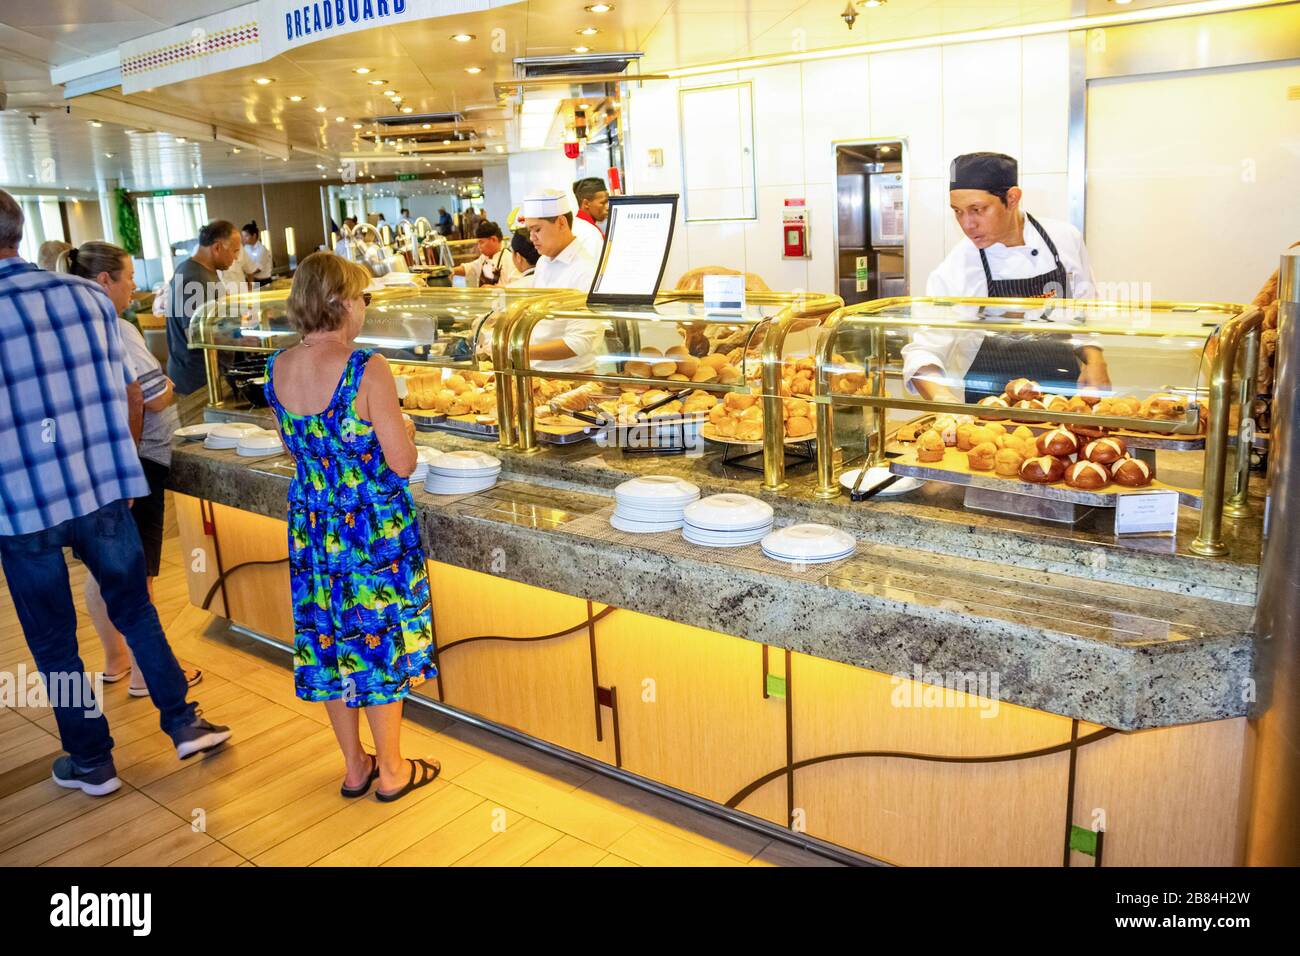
[578,103,591,110]
[335,115,345,122]
[1110,0,1133,3]
[89,120,102,128]
[402,106,414,113]
[422,123,432,129]
[586,3,613,11]
[316,164,325,169]
[315,105,327,112]
[254,77,274,85]
[232,147,242,154]
[367,78,385,86]
[288,95,303,102]
[104,153,113,158]
[352,122,363,129]
[496,145,505,153]
[579,27,599,36]
[383,89,398,96]
[572,45,590,53]
[175,137,186,143]
[354,66,372,74]
[861,0,886,6]
[443,139,450,145]
[465,66,482,74]
[450,33,475,42]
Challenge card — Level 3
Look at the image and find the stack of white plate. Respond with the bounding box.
[610,475,700,533]
[682,494,774,547]
[174,423,216,442]
[424,449,501,495]
[408,446,439,485]
[236,428,284,458]
[761,523,857,564]
[204,422,263,450]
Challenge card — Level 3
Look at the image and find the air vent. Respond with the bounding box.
[514,52,642,79]
[373,111,464,127]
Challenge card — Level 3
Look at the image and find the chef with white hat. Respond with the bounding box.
[521,187,600,372]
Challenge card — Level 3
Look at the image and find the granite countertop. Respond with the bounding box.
[169,435,1258,731]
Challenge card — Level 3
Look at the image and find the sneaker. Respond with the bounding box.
[52,755,122,797]
[173,714,232,760]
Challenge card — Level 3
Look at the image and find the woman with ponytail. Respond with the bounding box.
[240,220,273,285]
[60,241,201,696]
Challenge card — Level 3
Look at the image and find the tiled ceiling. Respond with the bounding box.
[0,0,1214,192]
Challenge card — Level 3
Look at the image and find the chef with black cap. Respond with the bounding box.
[902,151,1109,401]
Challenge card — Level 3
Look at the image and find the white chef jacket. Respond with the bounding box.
[573,215,605,262]
[507,269,536,289]
[241,241,273,280]
[530,238,599,372]
[463,248,520,288]
[901,214,1097,394]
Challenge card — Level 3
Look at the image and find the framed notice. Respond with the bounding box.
[588,194,679,306]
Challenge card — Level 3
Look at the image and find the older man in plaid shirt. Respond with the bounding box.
[0,190,231,796]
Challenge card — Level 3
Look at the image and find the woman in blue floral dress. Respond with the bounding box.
[265,252,439,802]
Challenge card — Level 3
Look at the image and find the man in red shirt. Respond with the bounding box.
[571,177,609,260]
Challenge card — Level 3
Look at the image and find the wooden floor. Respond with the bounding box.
[0,496,839,867]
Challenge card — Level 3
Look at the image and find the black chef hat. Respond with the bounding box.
[949,152,1018,192]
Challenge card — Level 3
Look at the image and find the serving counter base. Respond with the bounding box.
[168,425,1264,867]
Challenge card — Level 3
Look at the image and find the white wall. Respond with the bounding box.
[481,163,512,229]
[624,35,1073,295]
[506,149,581,218]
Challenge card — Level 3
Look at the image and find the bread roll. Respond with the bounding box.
[651,361,678,377]
[717,365,742,385]
[1112,456,1154,487]
[967,442,997,471]
[785,416,814,438]
[724,392,758,411]
[692,365,718,384]
[994,447,1024,477]
[1036,427,1079,458]
[700,353,730,371]
[1065,460,1110,490]
[916,430,946,463]
[1005,378,1041,402]
[1019,455,1066,484]
[625,360,652,378]
[736,420,764,442]
[1083,437,1126,464]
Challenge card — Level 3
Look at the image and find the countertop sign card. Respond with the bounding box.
[703,274,745,313]
[588,194,679,306]
[1115,490,1180,537]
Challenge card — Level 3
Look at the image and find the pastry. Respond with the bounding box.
[447,398,472,416]
[1019,455,1066,484]
[1065,396,1093,415]
[1083,436,1126,464]
[1112,456,1154,487]
[956,422,980,451]
[1013,399,1046,411]
[740,404,763,423]
[667,373,690,382]
[967,441,997,471]
[1005,378,1042,402]
[983,422,1008,438]
[724,392,758,411]
[651,360,678,377]
[700,353,730,371]
[691,365,719,383]
[713,416,738,438]
[736,420,764,442]
[977,395,1011,419]
[994,447,1025,477]
[1110,396,1142,417]
[916,430,947,463]
[933,415,960,447]
[785,416,814,438]
[1139,392,1189,420]
[1036,427,1079,458]
[785,398,811,419]
[625,360,652,378]
[1077,389,1104,407]
[717,365,743,385]
[1065,460,1110,490]
[1043,394,1070,412]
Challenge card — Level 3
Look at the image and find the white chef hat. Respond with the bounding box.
[519,188,573,222]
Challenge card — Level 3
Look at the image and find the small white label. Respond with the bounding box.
[1115,490,1180,536]
[703,274,745,312]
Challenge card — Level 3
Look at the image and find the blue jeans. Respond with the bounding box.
[0,499,196,771]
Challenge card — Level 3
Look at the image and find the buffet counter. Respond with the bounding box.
[165,429,1260,867]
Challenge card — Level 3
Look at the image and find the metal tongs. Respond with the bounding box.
[539,382,607,427]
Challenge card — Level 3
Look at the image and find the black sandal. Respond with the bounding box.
[340,753,380,798]
[376,757,441,803]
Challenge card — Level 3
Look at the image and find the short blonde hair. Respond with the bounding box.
[286,251,370,335]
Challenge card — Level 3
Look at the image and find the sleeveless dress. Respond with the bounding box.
[264,347,437,707]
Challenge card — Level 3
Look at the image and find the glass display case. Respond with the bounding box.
[813,296,1263,553]
[507,291,842,488]
[188,285,566,448]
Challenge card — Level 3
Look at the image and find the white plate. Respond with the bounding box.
[429,466,501,479]
[683,524,772,539]
[761,524,856,560]
[839,467,925,497]
[424,476,498,494]
[430,450,501,472]
[209,422,263,439]
[174,423,216,441]
[615,505,694,521]
[202,437,241,450]
[683,532,770,548]
[762,549,855,564]
[236,446,283,458]
[683,493,774,529]
[683,518,775,534]
[416,446,441,463]
[614,475,701,501]
[610,515,684,534]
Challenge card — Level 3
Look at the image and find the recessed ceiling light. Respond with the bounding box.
[496,145,505,153]
[450,33,475,42]
[352,122,363,129]
[354,66,371,74]
[572,45,590,53]
[104,153,113,158]
[232,147,242,154]
[465,66,482,74]
[335,116,345,122]
[578,103,590,110]
[89,120,102,127]
[383,89,398,96]
[175,137,186,143]
[288,95,303,102]
[367,78,385,86]
[1110,0,1132,4]
[401,106,413,113]
[586,3,613,12]
[314,105,327,112]
[579,27,599,36]
[422,123,432,129]
[442,139,450,145]
[254,77,274,85]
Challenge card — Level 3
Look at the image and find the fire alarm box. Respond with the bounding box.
[782,198,810,259]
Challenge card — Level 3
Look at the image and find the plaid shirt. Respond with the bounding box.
[0,257,147,536]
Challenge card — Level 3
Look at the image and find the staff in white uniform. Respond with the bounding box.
[902,152,1109,402]
[452,220,519,288]
[571,177,609,262]
[239,221,273,286]
[522,188,600,372]
[506,229,540,288]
